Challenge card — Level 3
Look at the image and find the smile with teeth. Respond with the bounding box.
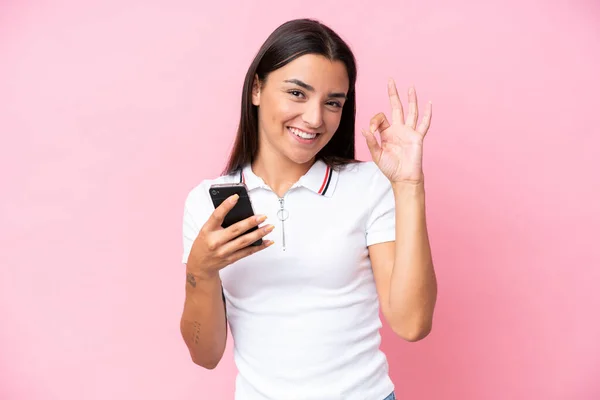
[288,127,319,140]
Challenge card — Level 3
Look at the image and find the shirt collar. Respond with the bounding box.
[239,159,338,197]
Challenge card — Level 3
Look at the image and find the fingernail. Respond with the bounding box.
[256,215,267,223]
[266,240,274,247]
[265,224,275,232]
[229,194,239,204]
[370,125,376,133]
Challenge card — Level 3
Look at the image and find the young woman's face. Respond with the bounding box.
[252,54,349,165]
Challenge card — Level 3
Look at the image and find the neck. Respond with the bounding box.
[251,148,314,197]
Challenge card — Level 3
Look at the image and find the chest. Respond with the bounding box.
[219,189,372,299]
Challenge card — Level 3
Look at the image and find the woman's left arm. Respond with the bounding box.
[369,181,437,342]
[362,79,438,341]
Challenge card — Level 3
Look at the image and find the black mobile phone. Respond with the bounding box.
[208,183,263,246]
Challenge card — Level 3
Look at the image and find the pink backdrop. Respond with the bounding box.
[1,0,599,399]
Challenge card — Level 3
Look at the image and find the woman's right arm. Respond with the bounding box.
[180,270,228,369]
[180,193,274,369]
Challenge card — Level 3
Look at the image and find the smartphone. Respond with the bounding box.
[208,183,263,246]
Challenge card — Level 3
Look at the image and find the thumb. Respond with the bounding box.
[361,128,381,161]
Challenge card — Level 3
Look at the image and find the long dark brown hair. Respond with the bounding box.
[223,18,359,175]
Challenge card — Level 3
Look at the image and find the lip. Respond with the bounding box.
[287,127,320,144]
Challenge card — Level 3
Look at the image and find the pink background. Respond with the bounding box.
[1,0,599,399]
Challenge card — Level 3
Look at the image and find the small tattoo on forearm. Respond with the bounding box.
[186,273,196,288]
[193,321,200,344]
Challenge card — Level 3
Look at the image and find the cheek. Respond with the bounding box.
[260,95,285,119]
[324,112,343,134]
[269,101,301,125]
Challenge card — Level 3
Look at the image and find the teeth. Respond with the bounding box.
[289,127,317,140]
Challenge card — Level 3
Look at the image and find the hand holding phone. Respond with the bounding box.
[185,184,274,280]
[209,183,263,246]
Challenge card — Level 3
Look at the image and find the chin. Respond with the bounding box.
[284,131,331,163]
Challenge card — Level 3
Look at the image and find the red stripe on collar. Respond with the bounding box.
[318,165,331,195]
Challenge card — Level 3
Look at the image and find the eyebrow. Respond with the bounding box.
[284,79,347,99]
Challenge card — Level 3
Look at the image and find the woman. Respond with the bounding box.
[180,18,437,400]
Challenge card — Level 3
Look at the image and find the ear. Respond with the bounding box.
[251,74,261,106]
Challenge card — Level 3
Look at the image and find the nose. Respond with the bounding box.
[301,101,323,129]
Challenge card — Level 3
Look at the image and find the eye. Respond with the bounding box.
[288,90,305,98]
[326,100,342,108]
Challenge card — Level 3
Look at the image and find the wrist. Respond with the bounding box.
[186,267,221,287]
[391,179,425,193]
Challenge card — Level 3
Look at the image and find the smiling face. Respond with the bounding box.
[251,54,350,166]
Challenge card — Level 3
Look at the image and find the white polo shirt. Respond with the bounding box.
[182,160,397,400]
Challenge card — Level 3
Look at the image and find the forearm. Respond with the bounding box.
[180,272,227,369]
[389,180,437,340]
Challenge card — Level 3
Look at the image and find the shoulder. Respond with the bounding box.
[183,171,240,211]
[337,160,389,187]
[338,160,382,176]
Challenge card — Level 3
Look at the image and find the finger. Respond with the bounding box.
[226,239,275,264]
[405,86,418,129]
[222,214,268,242]
[219,223,275,255]
[369,112,390,135]
[387,78,405,125]
[204,194,239,231]
[417,101,432,136]
[361,128,382,162]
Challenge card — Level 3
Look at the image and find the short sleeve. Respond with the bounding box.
[181,181,214,264]
[365,166,396,246]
